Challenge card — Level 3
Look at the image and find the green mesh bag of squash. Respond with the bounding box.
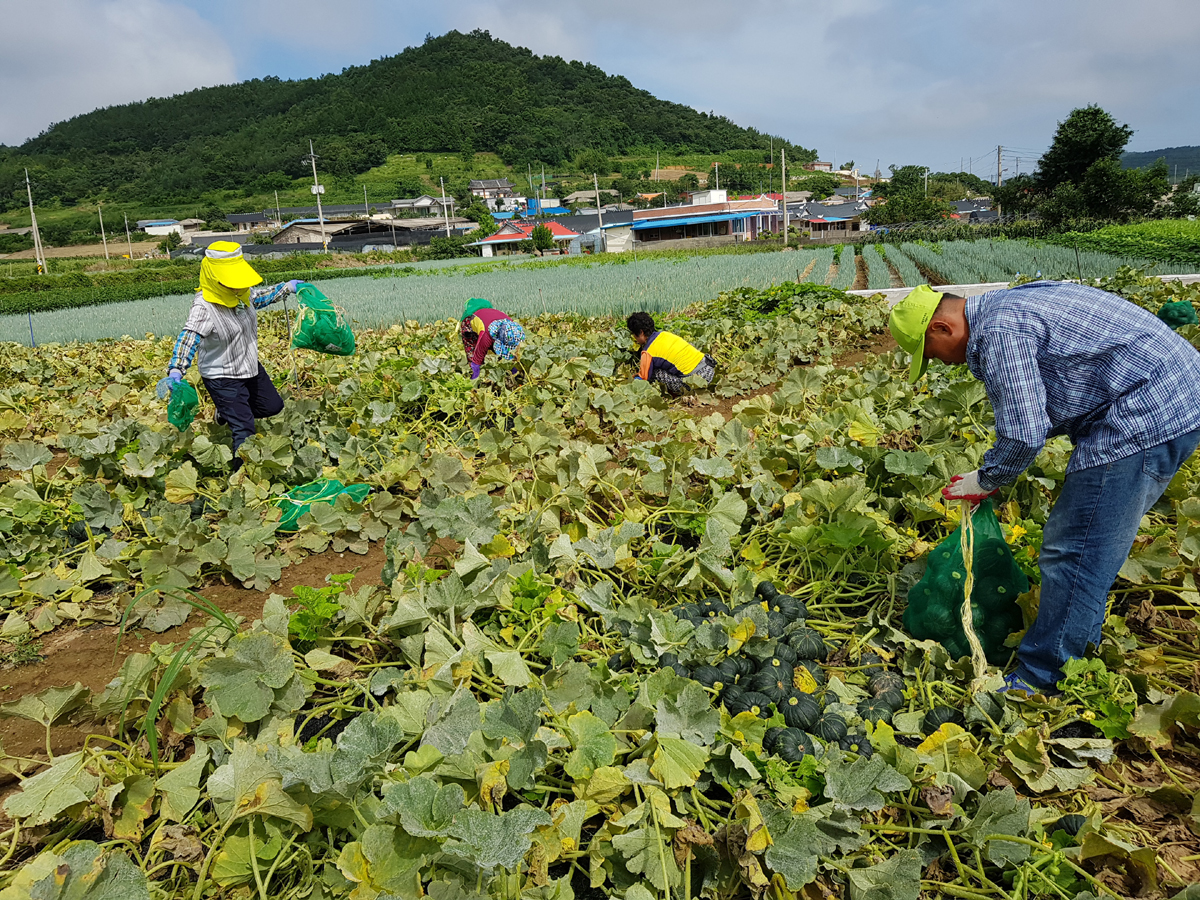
[167,380,199,431]
[1157,299,1199,330]
[274,479,371,532]
[903,500,1028,665]
[292,283,356,356]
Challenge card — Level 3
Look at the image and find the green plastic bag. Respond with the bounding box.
[292,283,356,356]
[274,479,371,532]
[1157,299,1199,330]
[167,380,199,432]
[903,500,1029,666]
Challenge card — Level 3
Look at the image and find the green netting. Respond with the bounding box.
[274,479,371,532]
[292,283,356,356]
[167,380,199,431]
[903,500,1029,665]
[1158,299,1199,330]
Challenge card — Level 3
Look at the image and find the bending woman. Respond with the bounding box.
[627,311,715,396]
[157,241,299,466]
[460,298,526,380]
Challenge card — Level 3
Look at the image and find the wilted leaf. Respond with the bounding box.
[4,751,99,826]
[0,683,89,728]
[846,848,922,900]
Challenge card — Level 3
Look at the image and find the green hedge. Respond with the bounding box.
[0,266,383,315]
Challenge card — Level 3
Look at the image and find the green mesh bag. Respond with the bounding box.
[903,500,1029,666]
[1157,299,1199,330]
[274,479,371,532]
[292,283,356,356]
[167,380,199,431]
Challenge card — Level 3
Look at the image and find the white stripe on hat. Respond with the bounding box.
[205,244,245,261]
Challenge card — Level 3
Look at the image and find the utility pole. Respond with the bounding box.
[781,148,788,245]
[594,173,605,250]
[364,184,370,218]
[123,212,133,260]
[24,169,48,274]
[440,177,451,236]
[715,161,720,191]
[97,201,109,260]
[996,145,1003,187]
[304,140,327,250]
[654,150,659,182]
[924,168,929,197]
[274,189,282,226]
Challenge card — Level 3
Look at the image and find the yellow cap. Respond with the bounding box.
[888,285,943,381]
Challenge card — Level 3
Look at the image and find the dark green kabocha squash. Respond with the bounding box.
[746,669,795,706]
[607,652,630,672]
[720,684,746,706]
[755,581,779,601]
[762,726,787,754]
[775,728,815,763]
[714,657,745,686]
[781,692,822,730]
[860,652,884,674]
[763,644,798,667]
[868,671,905,698]
[857,697,895,725]
[922,705,966,734]
[726,654,758,679]
[725,690,773,719]
[692,665,727,692]
[787,627,828,661]
[766,593,805,620]
[697,596,730,619]
[1051,814,1087,837]
[813,712,848,743]
[839,732,874,759]
[659,654,690,679]
[874,688,904,712]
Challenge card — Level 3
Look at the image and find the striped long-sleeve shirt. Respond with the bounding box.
[169,283,290,379]
[964,281,1200,490]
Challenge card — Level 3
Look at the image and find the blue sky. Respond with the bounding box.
[3,0,1198,176]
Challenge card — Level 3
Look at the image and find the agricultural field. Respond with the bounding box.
[1,267,1200,900]
[3,239,1195,345]
[1048,220,1200,269]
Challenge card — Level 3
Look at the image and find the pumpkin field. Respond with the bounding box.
[1,266,1200,900]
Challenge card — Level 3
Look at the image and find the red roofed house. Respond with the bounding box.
[467,220,582,257]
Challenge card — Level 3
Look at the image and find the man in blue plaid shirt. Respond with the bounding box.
[890,281,1200,693]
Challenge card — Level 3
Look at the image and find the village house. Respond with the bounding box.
[631,191,781,248]
[466,220,581,257]
[390,195,456,217]
[469,178,518,211]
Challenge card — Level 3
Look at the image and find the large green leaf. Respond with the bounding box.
[379,775,463,838]
[442,805,552,870]
[199,632,295,723]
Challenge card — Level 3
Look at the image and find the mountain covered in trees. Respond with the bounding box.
[1121,146,1200,175]
[0,30,808,211]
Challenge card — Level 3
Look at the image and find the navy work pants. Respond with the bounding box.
[202,363,284,463]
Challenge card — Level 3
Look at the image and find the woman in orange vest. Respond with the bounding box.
[627,311,715,395]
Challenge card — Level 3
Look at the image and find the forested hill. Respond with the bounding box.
[0,30,802,210]
[1122,145,1200,174]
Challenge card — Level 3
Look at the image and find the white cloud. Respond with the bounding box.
[0,0,236,145]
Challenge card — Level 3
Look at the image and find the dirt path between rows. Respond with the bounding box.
[0,542,387,764]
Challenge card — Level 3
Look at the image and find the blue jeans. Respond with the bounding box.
[1015,428,1200,688]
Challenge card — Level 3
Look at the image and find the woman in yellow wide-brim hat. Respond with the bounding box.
[156,241,301,468]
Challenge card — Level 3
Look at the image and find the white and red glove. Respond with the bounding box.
[941,470,996,503]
